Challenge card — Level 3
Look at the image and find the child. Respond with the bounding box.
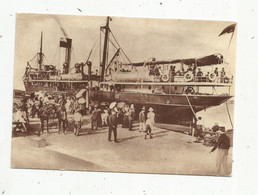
[145,115,153,139]
[73,109,83,136]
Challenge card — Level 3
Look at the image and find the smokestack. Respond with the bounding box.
[60,38,72,74]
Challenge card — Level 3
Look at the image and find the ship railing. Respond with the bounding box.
[160,74,233,84]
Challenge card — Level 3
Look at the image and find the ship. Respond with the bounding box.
[23,32,99,96]
[92,17,235,124]
[23,16,235,125]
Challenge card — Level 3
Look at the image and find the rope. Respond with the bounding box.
[85,36,99,64]
[185,94,197,120]
[225,100,234,129]
[110,30,132,64]
[43,54,50,64]
[100,30,119,50]
[51,46,59,64]
[28,53,38,63]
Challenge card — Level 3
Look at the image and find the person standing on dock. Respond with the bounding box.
[139,106,146,132]
[147,107,155,131]
[196,116,204,142]
[128,104,135,131]
[73,109,83,136]
[108,108,118,143]
[90,105,98,133]
[210,129,230,175]
[144,115,153,139]
[58,106,67,134]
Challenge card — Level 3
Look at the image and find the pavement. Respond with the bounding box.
[11,115,232,176]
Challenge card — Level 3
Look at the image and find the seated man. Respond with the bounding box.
[212,122,220,132]
[13,107,28,133]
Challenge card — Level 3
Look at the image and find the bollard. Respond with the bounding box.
[30,137,47,148]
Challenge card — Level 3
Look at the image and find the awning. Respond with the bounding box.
[125,53,224,67]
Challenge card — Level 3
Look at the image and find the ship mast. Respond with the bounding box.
[39,31,43,70]
[100,16,112,81]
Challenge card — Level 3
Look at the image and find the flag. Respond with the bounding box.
[219,24,236,36]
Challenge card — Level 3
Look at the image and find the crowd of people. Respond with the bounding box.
[12,91,83,134]
[85,104,156,142]
[13,92,230,175]
[13,91,157,141]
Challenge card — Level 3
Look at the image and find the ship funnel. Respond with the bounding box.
[60,38,72,74]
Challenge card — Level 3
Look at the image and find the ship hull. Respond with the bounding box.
[93,91,232,124]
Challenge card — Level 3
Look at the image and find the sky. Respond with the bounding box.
[14,14,236,90]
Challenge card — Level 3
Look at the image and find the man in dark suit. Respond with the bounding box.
[128,104,135,131]
[210,128,230,175]
[108,108,118,143]
[90,105,98,133]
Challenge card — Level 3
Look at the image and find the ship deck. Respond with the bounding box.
[101,81,232,87]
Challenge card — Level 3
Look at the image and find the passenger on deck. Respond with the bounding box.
[205,72,210,82]
[214,67,219,77]
[196,68,203,82]
[169,66,175,82]
[154,66,161,76]
[149,65,155,76]
[220,68,226,83]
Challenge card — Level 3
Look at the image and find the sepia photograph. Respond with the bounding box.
[11,13,236,176]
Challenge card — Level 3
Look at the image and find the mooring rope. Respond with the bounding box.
[225,100,234,129]
[185,94,197,120]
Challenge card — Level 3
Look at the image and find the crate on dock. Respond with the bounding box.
[30,137,46,148]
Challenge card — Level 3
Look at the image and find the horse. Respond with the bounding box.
[38,103,60,135]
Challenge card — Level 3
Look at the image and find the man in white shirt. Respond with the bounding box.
[196,116,204,142]
[73,110,83,136]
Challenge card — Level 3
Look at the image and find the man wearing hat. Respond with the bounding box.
[73,109,83,136]
[58,106,67,134]
[138,106,146,132]
[128,104,135,131]
[147,107,155,131]
[108,108,118,143]
[210,128,230,175]
[196,68,203,82]
[195,116,204,142]
[90,105,98,133]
